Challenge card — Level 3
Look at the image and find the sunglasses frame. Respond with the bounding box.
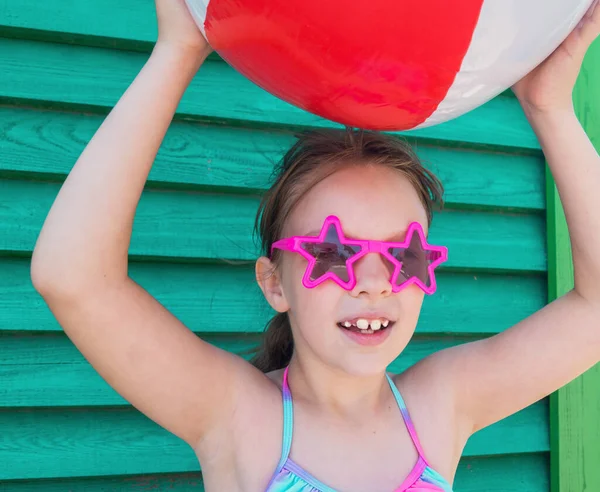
[271,215,448,295]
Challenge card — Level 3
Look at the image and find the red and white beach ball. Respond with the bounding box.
[185,0,593,130]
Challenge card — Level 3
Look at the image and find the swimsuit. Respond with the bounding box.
[265,367,453,492]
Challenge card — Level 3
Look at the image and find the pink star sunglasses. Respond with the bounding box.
[270,215,448,295]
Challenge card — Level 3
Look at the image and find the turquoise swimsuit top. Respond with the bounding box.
[265,368,453,492]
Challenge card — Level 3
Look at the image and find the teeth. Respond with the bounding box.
[339,318,392,330]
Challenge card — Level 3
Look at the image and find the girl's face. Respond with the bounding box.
[271,164,430,377]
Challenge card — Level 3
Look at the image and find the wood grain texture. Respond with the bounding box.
[0,107,546,210]
[549,38,600,492]
[454,454,549,491]
[0,473,206,492]
[0,454,547,492]
[0,334,516,407]
[0,3,556,488]
[0,257,546,335]
[0,0,159,46]
[0,403,548,480]
[0,178,547,271]
[0,37,540,149]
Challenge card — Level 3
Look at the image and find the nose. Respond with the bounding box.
[350,252,393,299]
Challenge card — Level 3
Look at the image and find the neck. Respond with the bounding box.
[286,355,392,419]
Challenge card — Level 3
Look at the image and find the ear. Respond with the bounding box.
[256,256,290,313]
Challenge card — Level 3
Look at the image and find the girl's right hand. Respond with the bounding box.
[155,0,212,55]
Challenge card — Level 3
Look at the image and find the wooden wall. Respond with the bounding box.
[0,2,550,490]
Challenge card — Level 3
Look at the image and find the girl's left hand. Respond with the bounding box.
[513,0,600,114]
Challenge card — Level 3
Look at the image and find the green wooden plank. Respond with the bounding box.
[0,257,546,335]
[0,333,261,408]
[0,179,547,271]
[0,402,548,480]
[549,38,600,492]
[455,454,549,492]
[0,474,206,492]
[0,408,199,480]
[0,107,546,210]
[0,0,159,46]
[0,333,469,407]
[0,38,540,149]
[0,453,548,492]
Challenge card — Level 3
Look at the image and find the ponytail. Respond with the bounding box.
[251,312,294,373]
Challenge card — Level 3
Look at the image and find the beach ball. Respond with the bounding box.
[185,0,594,130]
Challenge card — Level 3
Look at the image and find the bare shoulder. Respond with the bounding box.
[197,364,285,451]
[194,365,286,490]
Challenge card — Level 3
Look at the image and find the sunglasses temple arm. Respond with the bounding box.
[270,238,297,256]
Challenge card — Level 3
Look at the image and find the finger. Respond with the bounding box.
[583,0,600,28]
[576,0,600,46]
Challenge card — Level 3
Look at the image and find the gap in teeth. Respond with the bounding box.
[341,318,390,331]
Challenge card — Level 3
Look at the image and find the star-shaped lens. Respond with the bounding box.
[387,223,447,294]
[298,217,368,290]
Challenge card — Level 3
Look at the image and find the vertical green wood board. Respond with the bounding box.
[549,37,600,492]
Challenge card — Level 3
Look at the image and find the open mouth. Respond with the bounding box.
[336,318,395,335]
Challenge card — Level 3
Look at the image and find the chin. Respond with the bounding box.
[333,332,411,378]
[331,353,396,379]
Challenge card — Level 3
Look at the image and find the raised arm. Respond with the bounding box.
[419,2,600,436]
[30,1,265,448]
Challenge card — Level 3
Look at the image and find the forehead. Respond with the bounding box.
[287,165,429,240]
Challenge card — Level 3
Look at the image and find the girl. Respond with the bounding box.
[31,1,600,490]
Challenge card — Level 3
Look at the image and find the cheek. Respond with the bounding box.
[401,285,425,310]
[292,284,341,329]
[279,254,304,292]
[284,277,344,348]
[280,256,337,316]
[393,287,425,337]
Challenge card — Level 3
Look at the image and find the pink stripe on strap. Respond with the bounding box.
[385,374,429,464]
